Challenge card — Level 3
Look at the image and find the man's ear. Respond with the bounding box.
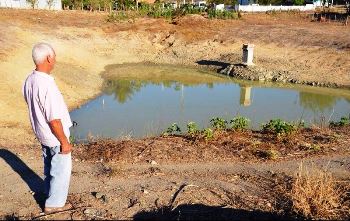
[47,55,54,63]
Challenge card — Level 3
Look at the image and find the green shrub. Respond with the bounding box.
[210,117,227,130]
[148,7,174,19]
[262,119,297,135]
[187,121,199,136]
[230,116,250,131]
[107,11,130,22]
[203,128,214,140]
[293,0,304,5]
[208,9,239,19]
[107,6,240,21]
[164,123,181,135]
[180,4,205,15]
[69,135,76,145]
[330,116,350,127]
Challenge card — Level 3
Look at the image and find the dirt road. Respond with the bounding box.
[1,145,349,219]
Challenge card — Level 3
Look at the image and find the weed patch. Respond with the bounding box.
[255,149,279,160]
[290,164,349,220]
[330,116,350,127]
[210,117,227,130]
[187,121,199,137]
[230,116,250,131]
[262,119,297,136]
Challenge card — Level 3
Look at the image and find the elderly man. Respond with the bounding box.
[23,43,73,214]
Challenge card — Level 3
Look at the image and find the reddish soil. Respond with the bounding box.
[76,126,350,164]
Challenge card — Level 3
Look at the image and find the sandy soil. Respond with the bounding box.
[0,9,349,220]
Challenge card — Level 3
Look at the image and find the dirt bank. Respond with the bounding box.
[0,9,349,220]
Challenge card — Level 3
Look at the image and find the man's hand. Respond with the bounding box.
[60,142,72,154]
[49,119,72,154]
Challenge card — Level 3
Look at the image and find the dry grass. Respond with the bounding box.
[290,163,349,220]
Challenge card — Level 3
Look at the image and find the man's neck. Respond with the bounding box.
[35,67,50,75]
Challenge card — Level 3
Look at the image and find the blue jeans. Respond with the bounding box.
[42,145,72,208]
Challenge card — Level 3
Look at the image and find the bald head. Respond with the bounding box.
[32,42,55,65]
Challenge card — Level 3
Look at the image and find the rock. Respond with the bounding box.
[150,160,158,165]
[101,195,108,203]
[92,191,106,200]
[127,197,138,208]
[95,192,104,199]
[84,208,101,217]
[165,35,175,47]
[264,72,273,81]
[258,76,265,82]
[300,142,311,150]
[219,64,234,75]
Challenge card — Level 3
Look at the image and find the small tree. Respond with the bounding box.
[27,0,38,9]
[47,0,55,9]
[293,0,304,5]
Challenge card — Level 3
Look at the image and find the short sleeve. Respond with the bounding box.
[44,83,63,122]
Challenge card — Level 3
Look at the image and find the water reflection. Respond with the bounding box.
[104,80,144,104]
[103,79,216,104]
[103,79,345,112]
[299,92,338,113]
[239,84,252,107]
[70,64,350,140]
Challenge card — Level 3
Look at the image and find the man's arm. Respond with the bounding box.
[49,119,72,154]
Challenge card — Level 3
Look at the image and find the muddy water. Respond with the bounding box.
[70,64,350,141]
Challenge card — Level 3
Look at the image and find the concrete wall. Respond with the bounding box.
[235,3,316,12]
[0,0,62,10]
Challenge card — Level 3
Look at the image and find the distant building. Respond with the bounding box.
[0,0,62,9]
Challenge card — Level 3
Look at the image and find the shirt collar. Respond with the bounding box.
[33,70,55,81]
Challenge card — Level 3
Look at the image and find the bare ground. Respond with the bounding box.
[0,9,349,220]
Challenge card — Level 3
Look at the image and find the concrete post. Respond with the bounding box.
[242,44,255,66]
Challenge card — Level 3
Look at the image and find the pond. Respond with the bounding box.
[70,63,350,141]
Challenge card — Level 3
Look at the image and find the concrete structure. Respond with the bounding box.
[239,85,252,107]
[194,0,206,8]
[235,3,317,12]
[242,44,254,66]
[0,0,62,9]
[215,3,224,10]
